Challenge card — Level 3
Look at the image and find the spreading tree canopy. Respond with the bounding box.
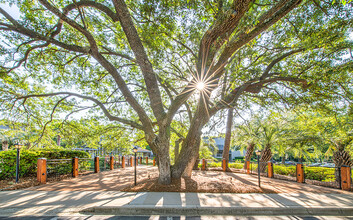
[0,0,352,184]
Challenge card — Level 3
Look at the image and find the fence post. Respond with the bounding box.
[72,157,78,177]
[246,161,250,174]
[94,156,100,173]
[146,157,148,165]
[341,165,351,191]
[296,163,304,183]
[122,156,125,168]
[153,158,156,166]
[110,156,114,170]
[37,158,47,184]
[202,159,206,171]
[222,159,226,172]
[268,162,274,178]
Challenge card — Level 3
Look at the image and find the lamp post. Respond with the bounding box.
[255,150,262,187]
[15,143,22,183]
[133,146,138,186]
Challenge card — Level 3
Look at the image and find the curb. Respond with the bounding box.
[81,206,353,216]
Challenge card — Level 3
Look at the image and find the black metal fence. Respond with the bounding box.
[245,161,352,190]
[46,159,72,180]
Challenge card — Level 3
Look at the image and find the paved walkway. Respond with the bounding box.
[0,166,352,217]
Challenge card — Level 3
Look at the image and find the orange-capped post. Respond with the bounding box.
[153,158,156,166]
[202,159,206,171]
[122,156,125,168]
[222,159,226,172]
[37,158,47,184]
[341,166,351,191]
[94,156,100,173]
[146,157,148,165]
[267,162,274,178]
[110,156,114,170]
[246,161,250,174]
[72,157,78,177]
[296,163,304,183]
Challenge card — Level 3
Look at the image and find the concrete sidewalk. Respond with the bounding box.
[1,190,353,217]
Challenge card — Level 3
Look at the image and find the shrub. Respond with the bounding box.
[0,149,90,179]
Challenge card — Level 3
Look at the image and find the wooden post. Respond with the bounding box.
[202,159,206,171]
[37,158,47,184]
[122,156,125,168]
[222,159,226,172]
[246,161,250,174]
[110,156,114,170]
[296,163,304,183]
[146,157,148,165]
[94,156,100,173]
[153,158,156,166]
[341,166,351,191]
[140,156,142,164]
[72,157,78,177]
[268,162,274,178]
[130,157,133,167]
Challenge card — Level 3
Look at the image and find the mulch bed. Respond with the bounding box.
[122,169,278,193]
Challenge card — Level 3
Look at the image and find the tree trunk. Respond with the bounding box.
[171,99,210,179]
[333,143,352,185]
[174,139,181,163]
[282,154,286,165]
[222,108,233,171]
[193,154,200,170]
[243,143,255,169]
[259,144,272,172]
[57,135,61,146]
[2,140,8,151]
[158,145,171,184]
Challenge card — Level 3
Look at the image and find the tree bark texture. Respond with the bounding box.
[243,143,255,169]
[259,144,272,172]
[222,108,233,171]
[2,140,8,151]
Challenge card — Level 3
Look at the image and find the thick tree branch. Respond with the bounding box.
[112,0,165,123]
[15,92,144,130]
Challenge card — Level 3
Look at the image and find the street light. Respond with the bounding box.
[255,150,262,188]
[14,143,23,183]
[133,146,138,186]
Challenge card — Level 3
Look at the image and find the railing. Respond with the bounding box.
[46,159,72,180]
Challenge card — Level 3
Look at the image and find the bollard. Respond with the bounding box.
[140,157,142,164]
[296,163,304,183]
[94,156,100,173]
[72,157,78,177]
[222,159,226,172]
[153,158,156,166]
[122,156,125,168]
[37,158,47,184]
[146,157,148,165]
[202,159,206,171]
[110,156,114,170]
[246,161,250,174]
[341,166,351,191]
[267,162,274,178]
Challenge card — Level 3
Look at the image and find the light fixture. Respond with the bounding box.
[255,150,261,156]
[133,146,138,153]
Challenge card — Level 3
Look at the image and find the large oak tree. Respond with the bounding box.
[0,0,352,184]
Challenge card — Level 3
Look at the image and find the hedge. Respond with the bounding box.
[0,149,90,180]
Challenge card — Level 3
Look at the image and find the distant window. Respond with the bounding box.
[216,150,223,158]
